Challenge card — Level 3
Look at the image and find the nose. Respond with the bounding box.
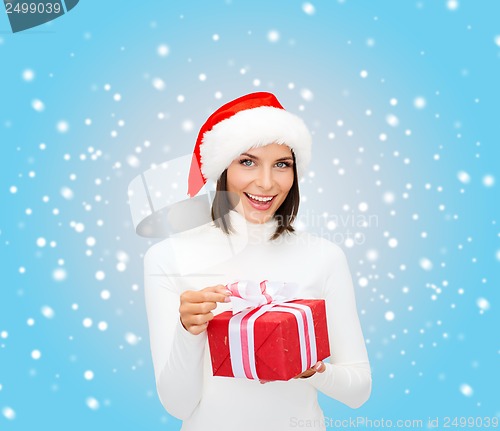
[254,166,275,191]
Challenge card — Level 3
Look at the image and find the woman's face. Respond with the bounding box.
[226,143,295,224]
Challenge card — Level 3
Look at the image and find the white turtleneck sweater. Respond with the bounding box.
[144,210,371,431]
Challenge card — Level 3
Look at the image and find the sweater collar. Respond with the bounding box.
[227,209,278,244]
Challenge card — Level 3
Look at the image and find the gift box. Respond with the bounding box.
[207,298,330,381]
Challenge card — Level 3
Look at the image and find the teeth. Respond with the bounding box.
[246,193,273,202]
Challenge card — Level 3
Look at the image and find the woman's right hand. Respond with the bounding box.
[179,285,231,335]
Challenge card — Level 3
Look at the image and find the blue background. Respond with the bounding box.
[1,1,499,429]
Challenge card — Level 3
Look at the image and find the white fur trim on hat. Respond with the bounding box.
[199,106,312,181]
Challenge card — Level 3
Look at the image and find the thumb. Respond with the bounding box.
[313,361,326,373]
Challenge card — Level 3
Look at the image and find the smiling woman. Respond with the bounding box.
[208,146,301,238]
[144,92,371,431]
[225,143,297,226]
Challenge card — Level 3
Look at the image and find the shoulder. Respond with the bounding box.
[145,221,216,257]
[144,222,224,272]
[144,237,176,270]
[144,237,174,259]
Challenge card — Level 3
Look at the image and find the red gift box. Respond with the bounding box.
[207,299,330,381]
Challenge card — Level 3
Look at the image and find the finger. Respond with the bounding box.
[182,291,229,304]
[180,301,218,316]
[209,284,232,293]
[206,285,233,301]
[294,369,310,379]
[182,312,214,328]
[187,322,209,335]
[196,284,231,296]
[203,284,231,294]
[313,361,326,373]
[211,284,233,300]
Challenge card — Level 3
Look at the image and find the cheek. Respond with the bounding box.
[227,169,249,193]
[281,172,294,193]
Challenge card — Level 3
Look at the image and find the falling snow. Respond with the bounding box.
[157,44,169,56]
[267,30,280,43]
[413,97,426,109]
[60,186,74,200]
[56,121,69,133]
[482,175,494,187]
[457,171,471,184]
[125,332,140,345]
[386,114,399,127]
[31,99,45,112]
[41,306,55,319]
[302,3,315,15]
[52,268,67,281]
[476,297,490,311]
[98,321,108,331]
[2,407,16,420]
[22,69,34,81]
[86,397,100,410]
[419,258,433,271]
[460,383,473,397]
[300,88,314,101]
[152,78,165,91]
[82,318,93,328]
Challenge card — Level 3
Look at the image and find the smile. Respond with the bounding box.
[244,192,275,202]
[243,192,276,211]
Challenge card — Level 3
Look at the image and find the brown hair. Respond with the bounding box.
[211,151,300,241]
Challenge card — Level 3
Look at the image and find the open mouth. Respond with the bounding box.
[244,192,276,209]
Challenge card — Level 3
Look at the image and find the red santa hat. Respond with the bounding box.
[187,92,312,198]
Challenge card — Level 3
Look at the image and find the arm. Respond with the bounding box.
[306,244,372,409]
[143,243,206,420]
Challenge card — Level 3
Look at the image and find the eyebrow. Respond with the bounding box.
[240,152,294,162]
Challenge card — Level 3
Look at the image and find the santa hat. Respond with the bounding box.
[187,92,312,198]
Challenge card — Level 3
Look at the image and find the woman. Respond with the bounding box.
[144,92,371,431]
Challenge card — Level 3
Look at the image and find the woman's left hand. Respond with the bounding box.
[293,361,326,379]
[259,361,326,384]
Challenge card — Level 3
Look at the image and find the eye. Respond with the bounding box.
[239,159,254,167]
[276,161,292,168]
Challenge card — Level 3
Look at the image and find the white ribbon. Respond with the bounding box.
[227,280,301,314]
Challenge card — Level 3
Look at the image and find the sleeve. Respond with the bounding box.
[305,243,372,409]
[143,242,207,420]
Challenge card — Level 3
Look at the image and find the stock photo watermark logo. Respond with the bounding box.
[3,0,79,33]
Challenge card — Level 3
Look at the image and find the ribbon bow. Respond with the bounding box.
[226,279,300,314]
[225,280,317,380]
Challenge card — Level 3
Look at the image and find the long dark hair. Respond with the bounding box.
[211,151,300,241]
